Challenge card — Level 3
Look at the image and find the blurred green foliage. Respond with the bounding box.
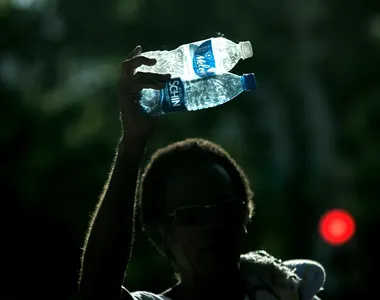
[1,0,379,299]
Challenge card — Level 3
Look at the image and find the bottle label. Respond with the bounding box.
[190,40,216,77]
[161,78,187,113]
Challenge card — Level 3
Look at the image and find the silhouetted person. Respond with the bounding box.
[79,46,325,300]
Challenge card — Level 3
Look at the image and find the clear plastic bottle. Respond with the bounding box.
[139,72,256,116]
[137,37,253,78]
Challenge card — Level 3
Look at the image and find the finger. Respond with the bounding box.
[126,56,157,70]
[124,73,170,94]
[138,82,166,90]
[134,72,171,84]
[121,56,157,78]
[127,45,142,59]
[125,82,165,95]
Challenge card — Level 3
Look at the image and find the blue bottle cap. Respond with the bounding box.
[242,73,257,91]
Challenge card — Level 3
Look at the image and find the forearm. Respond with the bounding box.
[79,138,146,300]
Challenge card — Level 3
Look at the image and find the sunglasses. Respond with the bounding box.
[166,198,246,226]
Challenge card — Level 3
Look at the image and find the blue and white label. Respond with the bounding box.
[161,78,187,113]
[190,40,216,77]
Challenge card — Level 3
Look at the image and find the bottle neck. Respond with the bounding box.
[239,41,253,60]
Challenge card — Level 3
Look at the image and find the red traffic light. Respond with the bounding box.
[319,209,356,246]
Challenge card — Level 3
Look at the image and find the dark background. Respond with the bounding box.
[2,0,379,299]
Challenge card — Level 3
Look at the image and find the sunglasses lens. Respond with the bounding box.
[218,201,245,222]
[176,207,206,226]
[175,200,245,226]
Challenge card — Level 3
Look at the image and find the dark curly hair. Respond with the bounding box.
[137,138,255,252]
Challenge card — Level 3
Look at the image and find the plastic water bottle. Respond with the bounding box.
[137,37,253,78]
[139,72,256,116]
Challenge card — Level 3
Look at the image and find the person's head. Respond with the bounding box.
[138,138,254,280]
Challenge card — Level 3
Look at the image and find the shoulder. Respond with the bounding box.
[131,291,171,300]
[122,287,171,300]
[240,251,325,300]
[241,251,300,299]
[241,250,301,288]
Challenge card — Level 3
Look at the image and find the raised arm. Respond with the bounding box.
[79,46,171,300]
